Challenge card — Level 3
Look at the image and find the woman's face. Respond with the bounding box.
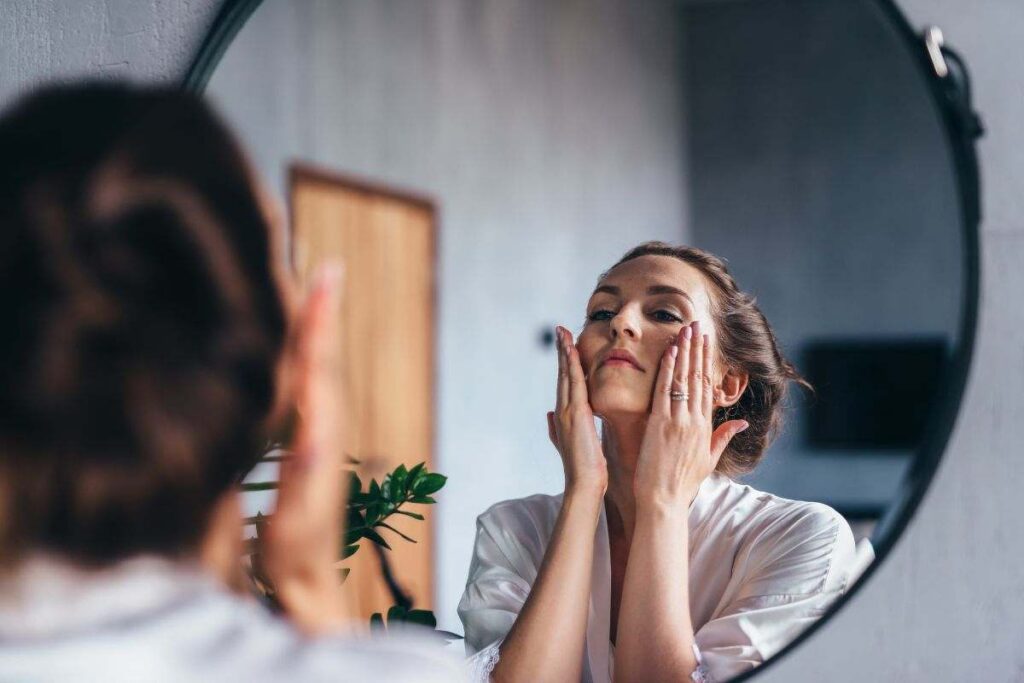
[577,255,721,419]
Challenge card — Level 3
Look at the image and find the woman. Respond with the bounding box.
[458,243,866,682]
[0,84,462,682]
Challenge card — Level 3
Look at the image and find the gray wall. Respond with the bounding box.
[205,0,689,634]
[683,0,962,512]
[3,0,1023,679]
[0,0,216,103]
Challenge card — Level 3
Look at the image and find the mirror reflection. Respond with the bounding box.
[206,0,963,678]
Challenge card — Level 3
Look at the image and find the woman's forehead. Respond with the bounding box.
[596,255,711,306]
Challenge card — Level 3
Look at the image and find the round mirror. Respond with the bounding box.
[187,0,979,678]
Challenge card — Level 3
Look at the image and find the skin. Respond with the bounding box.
[200,179,353,635]
[492,254,750,683]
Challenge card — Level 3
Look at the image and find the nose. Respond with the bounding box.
[610,305,641,340]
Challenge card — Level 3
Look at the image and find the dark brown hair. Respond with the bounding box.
[607,241,809,476]
[0,84,286,566]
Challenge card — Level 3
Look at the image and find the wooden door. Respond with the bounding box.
[290,164,436,620]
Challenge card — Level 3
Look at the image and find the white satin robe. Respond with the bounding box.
[458,472,871,682]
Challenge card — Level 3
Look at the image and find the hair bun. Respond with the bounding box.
[82,201,231,359]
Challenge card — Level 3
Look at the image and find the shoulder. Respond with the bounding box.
[194,590,466,681]
[0,574,465,683]
[716,479,857,593]
[716,477,848,536]
[475,492,564,539]
[468,492,565,574]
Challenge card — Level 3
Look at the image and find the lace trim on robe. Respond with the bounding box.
[466,639,502,683]
[691,643,713,682]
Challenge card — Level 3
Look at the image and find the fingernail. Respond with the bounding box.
[739,421,750,432]
[692,320,701,335]
[683,326,692,340]
[703,334,710,346]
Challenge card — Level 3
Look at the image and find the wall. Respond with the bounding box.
[1,0,1022,679]
[683,0,962,514]
[0,0,217,104]
[204,0,689,634]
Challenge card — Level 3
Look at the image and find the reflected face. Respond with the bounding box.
[577,255,719,418]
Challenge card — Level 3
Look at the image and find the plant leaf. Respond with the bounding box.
[407,462,425,485]
[360,526,392,550]
[341,543,360,559]
[370,613,385,631]
[348,472,363,499]
[393,509,425,521]
[409,495,437,505]
[343,528,363,547]
[366,502,385,525]
[404,609,437,628]
[394,464,408,489]
[412,473,447,496]
[347,506,365,524]
[240,481,278,492]
[387,475,404,502]
[387,605,407,623]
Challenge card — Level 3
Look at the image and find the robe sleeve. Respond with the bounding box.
[458,501,546,682]
[692,502,860,681]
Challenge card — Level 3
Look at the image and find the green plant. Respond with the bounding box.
[344,462,446,559]
[243,457,454,637]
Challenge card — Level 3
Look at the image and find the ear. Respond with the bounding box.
[715,367,749,408]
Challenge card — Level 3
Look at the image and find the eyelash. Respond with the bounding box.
[586,309,684,324]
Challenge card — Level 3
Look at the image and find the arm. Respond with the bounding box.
[488,486,603,683]
[614,321,747,683]
[616,503,699,682]
[478,326,607,683]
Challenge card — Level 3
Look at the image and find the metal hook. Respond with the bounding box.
[924,26,949,78]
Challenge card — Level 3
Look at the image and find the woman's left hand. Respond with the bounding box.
[633,320,749,511]
[262,263,351,635]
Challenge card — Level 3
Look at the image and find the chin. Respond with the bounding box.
[588,386,651,419]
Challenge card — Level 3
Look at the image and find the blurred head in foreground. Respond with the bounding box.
[0,83,287,569]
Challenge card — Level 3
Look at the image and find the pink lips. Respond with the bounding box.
[600,349,645,372]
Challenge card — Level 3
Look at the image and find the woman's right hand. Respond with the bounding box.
[547,326,607,495]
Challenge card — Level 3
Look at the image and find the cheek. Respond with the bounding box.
[575,333,600,374]
[578,350,597,377]
[645,333,679,369]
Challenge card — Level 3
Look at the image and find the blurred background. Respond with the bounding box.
[205,0,962,636]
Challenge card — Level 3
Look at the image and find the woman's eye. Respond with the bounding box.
[652,309,683,323]
[587,309,615,322]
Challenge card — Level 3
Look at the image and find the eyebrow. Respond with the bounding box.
[592,284,695,305]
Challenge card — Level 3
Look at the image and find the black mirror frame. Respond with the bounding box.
[182,0,982,679]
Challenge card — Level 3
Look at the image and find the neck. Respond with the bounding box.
[600,414,713,547]
[601,414,647,545]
